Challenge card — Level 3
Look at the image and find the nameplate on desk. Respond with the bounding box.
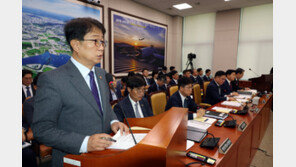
[218,138,232,154]
[64,157,81,166]
[238,121,247,132]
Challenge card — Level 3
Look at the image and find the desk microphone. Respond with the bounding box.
[106,73,137,145]
[248,68,260,77]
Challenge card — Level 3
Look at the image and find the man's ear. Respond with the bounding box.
[127,87,131,93]
[70,39,80,53]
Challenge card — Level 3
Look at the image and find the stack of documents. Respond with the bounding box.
[212,106,232,113]
[194,117,216,125]
[107,130,147,150]
[188,120,212,132]
[238,89,257,95]
[236,99,249,103]
[221,101,242,107]
[233,94,252,99]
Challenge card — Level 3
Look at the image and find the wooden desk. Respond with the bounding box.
[181,94,272,166]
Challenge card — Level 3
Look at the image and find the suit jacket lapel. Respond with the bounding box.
[66,61,102,118]
[126,98,136,118]
[176,92,183,107]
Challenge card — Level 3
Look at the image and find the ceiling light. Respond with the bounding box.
[173,3,192,10]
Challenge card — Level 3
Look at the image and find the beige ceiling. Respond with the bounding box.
[132,0,273,16]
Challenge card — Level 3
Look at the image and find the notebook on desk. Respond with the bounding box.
[204,110,228,120]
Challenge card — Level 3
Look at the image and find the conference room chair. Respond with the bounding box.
[149,91,167,115]
[168,85,178,97]
[203,81,210,97]
[192,84,211,108]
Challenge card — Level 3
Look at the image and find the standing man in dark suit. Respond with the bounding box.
[22,70,36,103]
[165,77,205,120]
[221,69,239,96]
[203,69,211,81]
[196,68,204,88]
[148,75,167,94]
[205,71,236,105]
[169,70,179,86]
[114,76,153,122]
[231,68,250,92]
[32,18,129,167]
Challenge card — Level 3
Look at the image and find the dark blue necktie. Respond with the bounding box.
[89,71,103,116]
[26,86,31,97]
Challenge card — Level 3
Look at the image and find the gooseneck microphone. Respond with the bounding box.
[248,68,260,77]
[105,73,137,145]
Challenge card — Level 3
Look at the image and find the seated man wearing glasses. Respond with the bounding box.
[114,76,154,122]
[165,76,205,120]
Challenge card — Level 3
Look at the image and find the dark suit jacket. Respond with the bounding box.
[203,75,211,81]
[148,82,166,94]
[231,78,241,92]
[165,91,199,120]
[32,60,117,167]
[113,96,153,122]
[149,78,156,86]
[190,76,198,83]
[143,77,150,86]
[221,80,233,95]
[197,75,204,88]
[109,87,122,102]
[23,97,35,128]
[205,80,227,105]
[169,79,177,86]
[22,84,36,103]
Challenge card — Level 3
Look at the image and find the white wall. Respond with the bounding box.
[100,0,183,73]
[237,3,273,80]
[182,13,216,71]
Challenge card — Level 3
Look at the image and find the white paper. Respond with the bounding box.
[212,106,232,113]
[233,95,252,99]
[186,140,194,150]
[236,99,249,103]
[221,101,242,107]
[107,130,147,150]
[188,120,211,131]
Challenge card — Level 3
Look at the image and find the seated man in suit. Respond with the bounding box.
[165,76,205,120]
[164,73,172,89]
[205,71,236,105]
[231,68,250,92]
[203,69,211,81]
[196,68,204,88]
[169,70,179,86]
[221,69,239,96]
[106,73,122,102]
[158,66,167,76]
[148,75,167,94]
[150,70,158,85]
[190,69,198,84]
[183,69,191,79]
[114,76,153,122]
[22,69,36,103]
[142,68,151,89]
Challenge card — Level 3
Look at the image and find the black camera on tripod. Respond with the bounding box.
[187,53,196,61]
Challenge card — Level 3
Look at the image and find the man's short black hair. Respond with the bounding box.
[197,68,203,72]
[33,72,43,86]
[121,76,128,83]
[215,70,226,77]
[183,69,191,75]
[128,71,135,77]
[165,73,172,79]
[142,68,149,73]
[127,76,146,89]
[226,69,236,76]
[205,69,211,74]
[64,17,106,51]
[22,69,33,78]
[236,68,245,74]
[171,70,178,77]
[162,66,167,71]
[169,66,175,71]
[178,76,193,89]
[157,75,166,82]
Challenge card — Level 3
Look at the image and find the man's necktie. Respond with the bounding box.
[26,86,31,97]
[89,71,103,116]
[134,103,141,118]
[184,98,188,108]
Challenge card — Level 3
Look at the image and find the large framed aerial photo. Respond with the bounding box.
[22,0,104,75]
[109,8,168,77]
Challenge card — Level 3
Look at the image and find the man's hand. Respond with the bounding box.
[244,87,250,90]
[87,133,113,152]
[22,128,26,142]
[196,108,206,118]
[228,97,236,101]
[111,122,130,135]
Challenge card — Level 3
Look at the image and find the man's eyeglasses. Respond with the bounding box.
[82,39,107,48]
